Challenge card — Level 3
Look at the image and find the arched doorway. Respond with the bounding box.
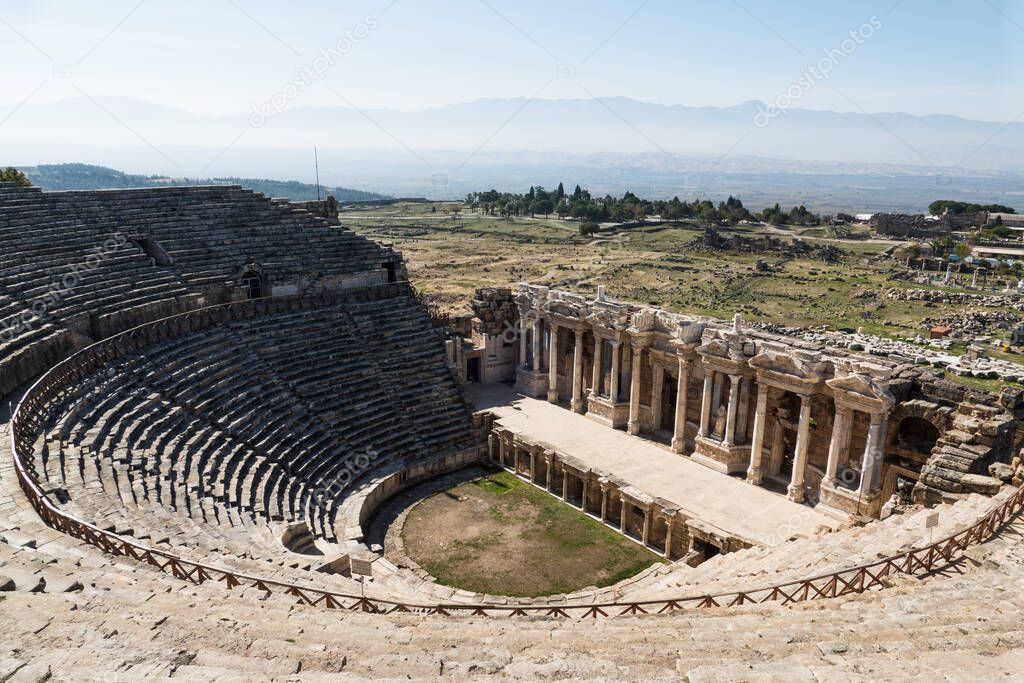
[241,269,264,299]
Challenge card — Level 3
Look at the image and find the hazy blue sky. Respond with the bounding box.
[1,0,1022,120]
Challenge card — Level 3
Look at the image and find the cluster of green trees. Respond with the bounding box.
[0,167,32,187]
[929,200,1015,216]
[465,186,821,227]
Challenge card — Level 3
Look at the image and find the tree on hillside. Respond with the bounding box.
[0,167,32,187]
[954,242,972,260]
[761,203,787,225]
[929,199,1015,216]
[555,182,565,202]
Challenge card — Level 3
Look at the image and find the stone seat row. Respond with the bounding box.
[619,490,1006,602]
[24,294,477,578]
[0,182,403,402]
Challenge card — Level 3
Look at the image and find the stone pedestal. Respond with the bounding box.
[818,479,885,518]
[692,435,752,474]
[515,367,549,398]
[585,395,630,429]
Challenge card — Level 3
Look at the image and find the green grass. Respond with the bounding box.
[403,470,663,597]
[943,370,1023,394]
[472,474,513,495]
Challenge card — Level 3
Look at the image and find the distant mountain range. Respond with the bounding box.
[21,163,388,202]
[4,97,1024,211]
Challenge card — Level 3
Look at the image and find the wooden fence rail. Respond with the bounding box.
[9,293,1024,619]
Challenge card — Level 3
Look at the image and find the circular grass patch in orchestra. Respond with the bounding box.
[400,469,664,597]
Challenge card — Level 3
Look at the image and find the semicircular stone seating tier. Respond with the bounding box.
[0,183,402,398]
[16,290,479,584]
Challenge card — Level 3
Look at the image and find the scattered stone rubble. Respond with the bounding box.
[688,227,845,263]
[886,288,1024,311]
[922,311,1023,338]
[807,328,1024,381]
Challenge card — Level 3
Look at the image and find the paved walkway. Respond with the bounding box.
[470,383,839,547]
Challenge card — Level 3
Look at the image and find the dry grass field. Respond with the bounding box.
[343,201,1014,342]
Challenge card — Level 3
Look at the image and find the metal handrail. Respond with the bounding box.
[9,289,1023,619]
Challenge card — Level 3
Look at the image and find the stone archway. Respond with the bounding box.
[882,409,947,501]
[239,263,269,300]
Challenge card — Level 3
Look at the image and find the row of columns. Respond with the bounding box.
[744,388,813,502]
[492,432,678,559]
[544,325,694,452]
[536,314,891,508]
[824,405,887,496]
[519,315,545,372]
[697,369,751,448]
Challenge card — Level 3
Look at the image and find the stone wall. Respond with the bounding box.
[470,288,517,337]
[870,213,948,238]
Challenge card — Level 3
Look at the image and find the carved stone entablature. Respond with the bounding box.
[834,359,892,382]
[628,307,658,334]
[542,290,590,322]
[587,300,630,334]
[697,338,751,375]
[749,350,831,394]
[826,371,895,414]
[673,320,706,345]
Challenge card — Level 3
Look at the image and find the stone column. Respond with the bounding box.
[547,324,559,402]
[859,412,888,495]
[787,394,813,503]
[627,343,644,435]
[488,433,499,462]
[532,318,542,372]
[651,365,665,429]
[724,374,742,447]
[698,372,714,438]
[545,453,553,491]
[580,477,589,511]
[641,507,651,546]
[600,484,608,522]
[746,383,769,485]
[590,335,602,399]
[519,311,529,369]
[735,378,751,441]
[664,517,675,560]
[529,448,538,482]
[825,405,853,484]
[671,358,690,453]
[571,329,585,413]
[562,469,571,500]
[610,341,622,403]
[619,496,628,532]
